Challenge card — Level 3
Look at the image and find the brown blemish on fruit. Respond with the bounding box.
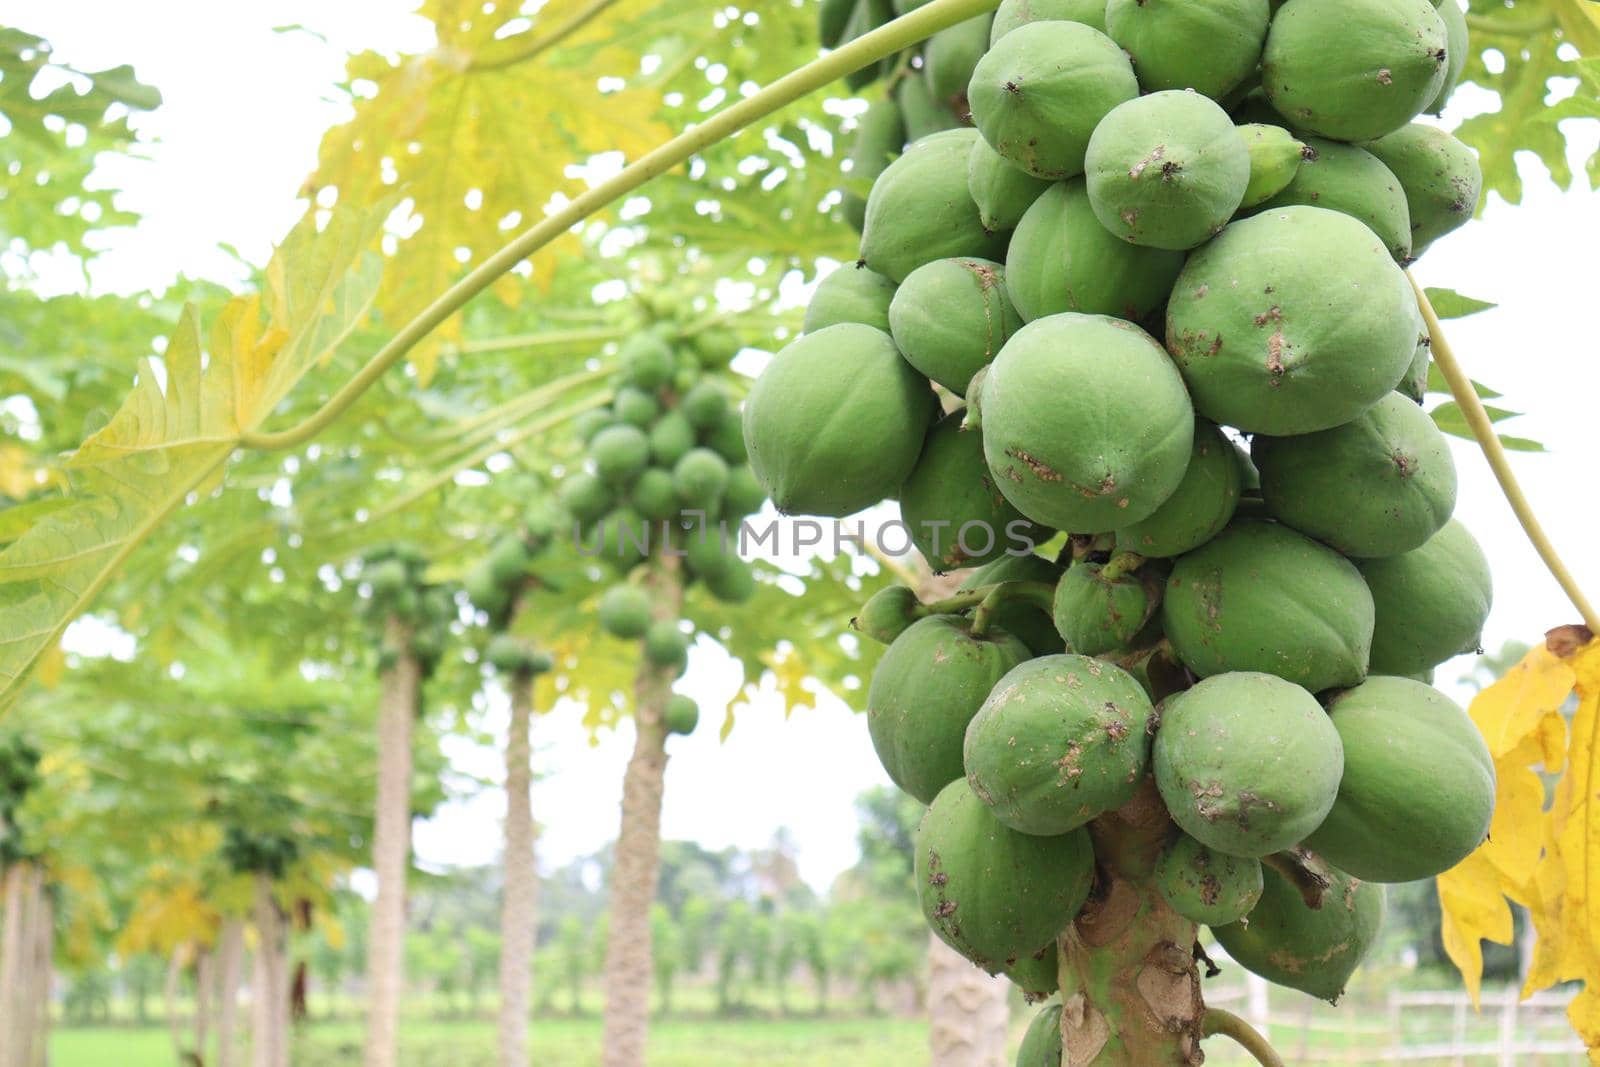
[1376,69,1393,85]
[1129,144,1166,180]
[1266,330,1288,381]
[1008,448,1063,482]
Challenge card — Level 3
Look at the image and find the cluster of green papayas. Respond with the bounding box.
[359,545,458,677]
[754,0,1497,1025]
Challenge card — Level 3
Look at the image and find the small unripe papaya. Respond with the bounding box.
[802,263,897,334]
[1238,123,1305,209]
[851,586,922,645]
[599,585,652,640]
[1154,834,1264,927]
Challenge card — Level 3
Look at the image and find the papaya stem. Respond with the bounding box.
[1202,1008,1286,1067]
[921,579,1055,625]
[1099,551,1144,581]
[1408,274,1600,632]
[239,0,1002,452]
[1261,849,1333,910]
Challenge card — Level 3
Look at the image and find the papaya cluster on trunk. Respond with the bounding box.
[764,0,1494,1040]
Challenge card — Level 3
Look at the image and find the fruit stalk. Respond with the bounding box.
[1056,781,1205,1066]
[1201,1008,1286,1067]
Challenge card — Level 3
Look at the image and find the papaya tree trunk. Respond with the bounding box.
[1057,780,1204,1067]
[600,560,683,1067]
[217,918,244,1067]
[28,886,49,1067]
[497,664,538,1067]
[0,863,24,1067]
[194,948,211,1066]
[12,865,43,1067]
[252,873,291,1067]
[165,946,185,1066]
[364,617,420,1067]
[927,935,1009,1067]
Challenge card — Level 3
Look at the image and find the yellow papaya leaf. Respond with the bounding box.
[1555,639,1600,977]
[0,202,386,710]
[1469,640,1576,758]
[1438,849,1515,1006]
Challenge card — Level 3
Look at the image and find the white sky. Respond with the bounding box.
[12,2,1600,893]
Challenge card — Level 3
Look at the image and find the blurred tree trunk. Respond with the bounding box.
[165,945,184,1067]
[28,885,49,1067]
[364,617,420,1067]
[217,918,244,1067]
[252,874,291,1067]
[497,662,538,1067]
[194,948,211,1067]
[927,936,1009,1067]
[0,863,24,1067]
[600,560,683,1067]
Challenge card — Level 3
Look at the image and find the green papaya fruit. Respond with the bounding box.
[916,779,1095,972]
[1105,0,1269,99]
[868,615,1032,804]
[1238,123,1306,208]
[1050,562,1157,655]
[365,559,409,598]
[968,21,1139,180]
[1154,834,1264,927]
[591,424,651,487]
[1427,0,1468,115]
[1254,392,1456,558]
[1165,206,1422,435]
[630,470,681,524]
[924,15,992,118]
[559,470,613,525]
[664,694,700,736]
[861,129,1009,283]
[1016,1002,1064,1066]
[1361,123,1482,258]
[613,385,661,428]
[1230,87,1285,128]
[1084,90,1250,250]
[843,98,908,232]
[889,258,1021,395]
[487,535,531,586]
[683,526,734,581]
[1398,335,1431,403]
[1212,861,1384,1003]
[1304,677,1493,882]
[1359,519,1492,676]
[967,135,1053,232]
[464,563,507,618]
[819,0,854,49]
[485,632,532,674]
[895,73,959,144]
[900,413,1045,572]
[981,314,1194,533]
[1162,518,1374,691]
[743,324,936,517]
[965,654,1156,836]
[852,585,923,644]
[1005,180,1185,324]
[644,620,690,671]
[720,465,766,520]
[599,584,652,639]
[704,416,748,466]
[958,553,1065,656]
[1114,420,1241,559]
[1263,0,1447,142]
[574,408,615,444]
[586,508,650,572]
[692,326,740,370]
[618,331,674,390]
[992,0,1105,43]
[704,556,756,604]
[1255,138,1413,262]
[841,0,895,91]
[681,381,729,432]
[648,411,696,467]
[802,264,897,334]
[1153,671,1344,856]
[673,448,729,512]
[1003,945,1060,1002]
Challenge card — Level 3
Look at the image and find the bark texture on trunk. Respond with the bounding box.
[1058,781,1204,1067]
[497,664,539,1067]
[217,918,244,1067]
[926,934,1009,1067]
[600,561,682,1067]
[251,874,291,1067]
[194,948,211,1066]
[363,618,421,1067]
[165,946,184,1067]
